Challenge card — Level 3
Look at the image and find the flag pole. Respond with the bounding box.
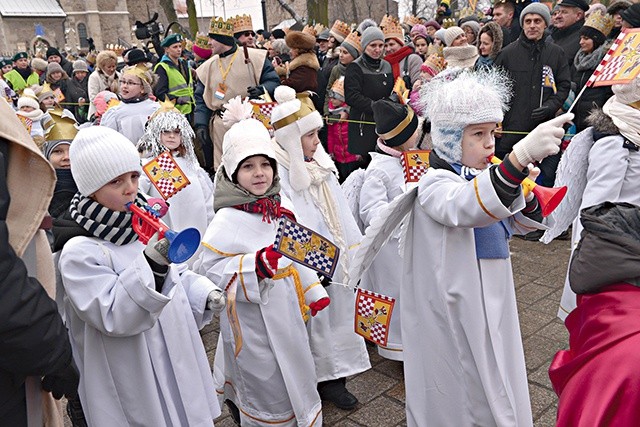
[539,86,544,108]
[566,83,589,115]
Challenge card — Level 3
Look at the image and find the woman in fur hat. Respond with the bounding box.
[87,50,120,119]
[275,30,320,93]
[100,65,159,144]
[270,85,370,410]
[475,21,503,69]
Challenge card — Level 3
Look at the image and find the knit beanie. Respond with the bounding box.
[46,47,61,59]
[341,30,362,59]
[43,140,71,160]
[434,28,447,44]
[520,3,551,27]
[31,57,48,72]
[424,20,442,31]
[70,126,142,196]
[372,98,419,147]
[361,26,385,51]
[461,21,481,39]
[72,60,89,74]
[419,68,511,164]
[17,88,40,110]
[410,24,429,40]
[611,74,640,105]
[220,96,276,180]
[444,26,465,46]
[621,3,640,28]
[46,62,65,79]
[34,84,55,103]
[270,86,333,191]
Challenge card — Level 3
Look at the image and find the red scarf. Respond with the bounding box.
[233,195,296,223]
[384,45,414,80]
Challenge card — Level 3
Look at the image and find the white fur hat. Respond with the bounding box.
[271,85,333,191]
[221,96,276,179]
[419,67,511,164]
[70,126,142,196]
[17,88,40,110]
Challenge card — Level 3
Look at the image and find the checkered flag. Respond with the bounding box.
[250,100,278,130]
[273,216,340,278]
[142,152,191,200]
[401,150,431,183]
[354,288,396,346]
[588,29,640,87]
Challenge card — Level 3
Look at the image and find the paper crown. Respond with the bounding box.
[105,44,125,56]
[232,14,253,33]
[330,20,351,41]
[195,33,210,49]
[441,18,456,29]
[330,77,345,98]
[421,54,447,76]
[343,30,362,53]
[46,109,78,141]
[314,23,326,36]
[302,25,317,37]
[584,11,614,37]
[209,16,234,37]
[403,15,421,26]
[381,16,404,42]
[380,14,394,28]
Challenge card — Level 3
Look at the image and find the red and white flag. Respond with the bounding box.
[588,28,640,87]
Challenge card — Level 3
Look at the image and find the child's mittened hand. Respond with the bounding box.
[255,245,283,280]
[512,113,573,166]
[206,289,226,313]
[309,297,331,316]
[144,232,171,266]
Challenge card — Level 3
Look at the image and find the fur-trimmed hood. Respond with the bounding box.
[288,52,321,72]
[586,107,619,135]
[478,22,503,60]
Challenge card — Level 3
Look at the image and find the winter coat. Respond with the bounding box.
[279,52,320,93]
[326,100,357,164]
[571,44,613,132]
[65,76,89,124]
[344,54,394,156]
[494,33,571,155]
[317,50,339,112]
[87,69,120,118]
[551,19,585,73]
[58,57,74,77]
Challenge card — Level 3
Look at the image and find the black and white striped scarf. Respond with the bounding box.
[69,192,146,245]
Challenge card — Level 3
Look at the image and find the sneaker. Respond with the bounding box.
[225,399,241,426]
[515,229,544,241]
[317,379,358,410]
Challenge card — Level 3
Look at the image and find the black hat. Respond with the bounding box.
[46,47,61,59]
[124,48,148,65]
[372,98,419,147]
[580,25,607,49]
[272,29,286,39]
[558,0,589,12]
[607,1,631,16]
[621,3,640,28]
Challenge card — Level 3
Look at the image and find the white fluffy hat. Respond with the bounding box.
[220,96,276,179]
[419,67,511,164]
[17,88,40,111]
[70,126,142,196]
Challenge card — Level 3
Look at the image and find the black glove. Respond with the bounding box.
[196,126,212,149]
[247,85,265,99]
[318,274,332,287]
[531,105,554,122]
[42,358,80,400]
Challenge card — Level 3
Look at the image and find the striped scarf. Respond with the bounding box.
[69,192,146,245]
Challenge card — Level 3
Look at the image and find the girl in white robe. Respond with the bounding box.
[401,68,572,426]
[270,85,370,410]
[137,104,214,268]
[57,126,223,427]
[195,99,329,426]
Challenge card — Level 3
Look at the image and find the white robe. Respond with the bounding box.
[402,168,540,427]
[358,153,406,360]
[194,198,327,427]
[59,237,221,427]
[278,165,371,381]
[100,99,159,144]
[558,135,640,319]
[139,155,215,268]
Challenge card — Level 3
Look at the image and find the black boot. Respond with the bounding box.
[66,395,88,427]
[225,399,241,426]
[317,378,358,410]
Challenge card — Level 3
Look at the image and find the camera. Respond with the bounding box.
[134,12,164,40]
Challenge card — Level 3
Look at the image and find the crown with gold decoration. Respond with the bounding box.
[421,53,447,77]
[380,14,394,29]
[195,33,210,49]
[45,109,78,141]
[231,14,253,34]
[302,25,317,37]
[403,15,421,26]
[105,44,125,56]
[330,76,345,99]
[342,30,362,54]
[584,11,615,38]
[441,17,456,29]
[209,16,234,37]
[330,20,351,42]
[314,23,326,36]
[381,15,404,42]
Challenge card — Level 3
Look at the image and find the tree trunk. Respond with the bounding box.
[308,0,329,26]
[158,0,178,24]
[186,0,198,37]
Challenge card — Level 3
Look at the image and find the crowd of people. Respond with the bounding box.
[2,0,640,425]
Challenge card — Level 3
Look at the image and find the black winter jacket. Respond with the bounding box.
[551,19,585,74]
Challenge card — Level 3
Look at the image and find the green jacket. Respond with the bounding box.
[4,69,39,95]
[154,60,194,114]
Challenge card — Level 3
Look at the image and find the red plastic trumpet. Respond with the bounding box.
[489,156,567,217]
[126,202,201,263]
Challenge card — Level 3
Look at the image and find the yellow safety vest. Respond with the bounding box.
[154,61,194,114]
[4,69,40,95]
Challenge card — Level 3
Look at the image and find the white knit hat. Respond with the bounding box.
[221,96,276,179]
[270,86,333,191]
[17,88,40,110]
[612,75,640,105]
[444,26,465,46]
[70,126,142,196]
[419,67,511,164]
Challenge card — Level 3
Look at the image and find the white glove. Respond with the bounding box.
[144,232,171,266]
[206,289,226,313]
[512,113,573,166]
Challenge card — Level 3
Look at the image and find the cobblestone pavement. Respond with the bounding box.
[207,237,572,427]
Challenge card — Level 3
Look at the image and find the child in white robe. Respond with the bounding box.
[195,97,329,426]
[56,126,224,427]
[270,85,370,410]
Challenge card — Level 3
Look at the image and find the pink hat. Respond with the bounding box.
[410,24,429,40]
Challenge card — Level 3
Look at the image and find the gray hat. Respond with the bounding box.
[361,26,385,51]
[316,29,331,41]
[72,60,88,74]
[520,3,551,27]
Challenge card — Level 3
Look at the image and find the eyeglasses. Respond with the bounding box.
[241,31,255,38]
[120,79,142,86]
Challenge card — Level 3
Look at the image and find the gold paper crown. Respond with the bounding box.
[330,77,345,98]
[381,16,404,42]
[422,53,447,76]
[231,14,253,33]
[148,97,180,122]
[314,23,326,36]
[272,92,317,130]
[458,7,476,19]
[46,109,78,141]
[584,11,615,37]
[209,16,234,37]
[195,33,210,49]
[342,30,362,53]
[106,44,125,56]
[302,25,317,37]
[442,18,456,29]
[403,15,421,26]
[380,14,394,29]
[330,20,351,41]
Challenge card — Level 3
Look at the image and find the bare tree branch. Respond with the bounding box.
[274,0,306,25]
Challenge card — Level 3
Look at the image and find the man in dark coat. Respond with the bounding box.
[495,2,571,187]
[550,0,588,73]
[46,47,74,77]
